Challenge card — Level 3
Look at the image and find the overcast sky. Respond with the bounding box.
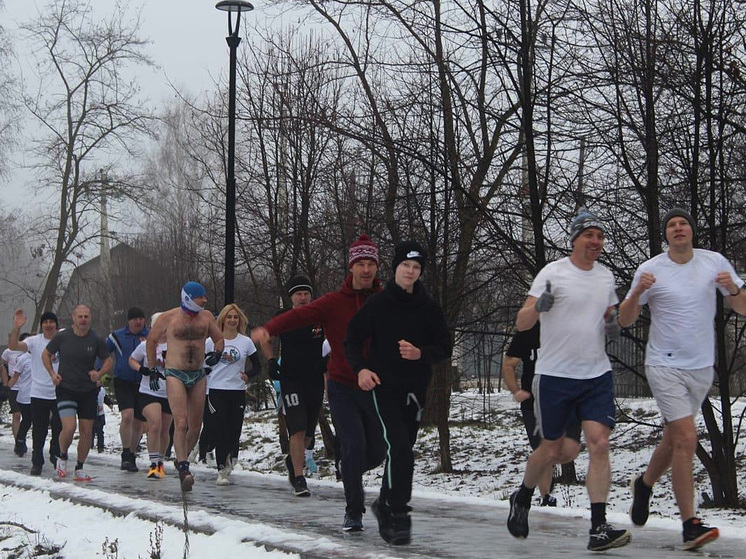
[1,0,280,208]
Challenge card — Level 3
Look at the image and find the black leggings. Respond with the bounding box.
[30,397,61,467]
[17,402,32,443]
[208,389,246,469]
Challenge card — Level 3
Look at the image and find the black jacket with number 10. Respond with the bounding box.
[344,278,452,390]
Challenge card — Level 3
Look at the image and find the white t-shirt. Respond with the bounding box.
[530,257,618,380]
[2,348,24,392]
[207,333,257,391]
[627,249,744,369]
[130,340,168,398]
[25,333,59,400]
[12,352,33,405]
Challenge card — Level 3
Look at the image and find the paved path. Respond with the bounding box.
[0,451,739,558]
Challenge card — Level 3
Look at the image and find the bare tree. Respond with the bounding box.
[21,0,154,327]
[0,0,19,178]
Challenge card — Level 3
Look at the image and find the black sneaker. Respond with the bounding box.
[343,512,363,532]
[387,512,412,545]
[629,474,652,526]
[682,517,719,550]
[30,464,42,476]
[507,490,530,538]
[291,475,311,497]
[587,523,631,551]
[371,498,391,539]
[14,441,27,457]
[540,494,557,507]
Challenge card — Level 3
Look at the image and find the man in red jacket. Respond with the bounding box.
[252,235,385,532]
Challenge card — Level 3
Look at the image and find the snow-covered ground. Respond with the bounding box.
[1,387,744,558]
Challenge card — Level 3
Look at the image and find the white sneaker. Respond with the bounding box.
[74,469,92,482]
[216,468,230,486]
[187,447,199,463]
[56,458,67,479]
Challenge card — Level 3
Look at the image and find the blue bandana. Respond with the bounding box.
[181,282,206,315]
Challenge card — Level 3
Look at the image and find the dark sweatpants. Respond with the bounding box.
[17,402,33,445]
[30,397,61,468]
[208,389,246,469]
[371,383,427,513]
[327,379,386,516]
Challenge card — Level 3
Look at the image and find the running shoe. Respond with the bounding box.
[120,450,130,471]
[629,474,652,526]
[587,523,631,551]
[55,458,67,479]
[30,464,42,476]
[387,512,412,546]
[216,467,230,486]
[179,468,194,492]
[343,512,363,532]
[540,494,557,507]
[14,440,27,457]
[507,490,530,538]
[683,517,719,550]
[73,469,92,482]
[291,475,311,497]
[188,447,199,463]
[147,463,161,480]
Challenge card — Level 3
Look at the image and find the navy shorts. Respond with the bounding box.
[533,371,615,441]
[521,399,581,449]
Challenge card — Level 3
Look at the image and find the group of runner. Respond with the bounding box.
[505,207,745,552]
[1,214,742,550]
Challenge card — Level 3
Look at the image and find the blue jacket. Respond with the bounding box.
[106,325,149,382]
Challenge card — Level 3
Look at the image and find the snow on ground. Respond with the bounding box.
[1,387,745,558]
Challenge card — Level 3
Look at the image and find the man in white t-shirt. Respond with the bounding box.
[507,209,630,552]
[619,207,746,551]
[10,310,61,476]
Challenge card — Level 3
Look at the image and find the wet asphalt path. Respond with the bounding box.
[0,450,740,558]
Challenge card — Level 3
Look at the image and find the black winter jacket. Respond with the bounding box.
[344,278,452,389]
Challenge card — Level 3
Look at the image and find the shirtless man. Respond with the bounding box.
[145,282,223,491]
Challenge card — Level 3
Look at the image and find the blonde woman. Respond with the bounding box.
[208,304,260,485]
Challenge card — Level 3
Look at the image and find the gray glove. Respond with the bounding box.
[605,309,621,340]
[534,280,554,313]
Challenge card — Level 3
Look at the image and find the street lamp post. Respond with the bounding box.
[216,0,254,306]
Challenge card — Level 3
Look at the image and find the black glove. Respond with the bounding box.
[149,374,161,392]
[204,366,213,376]
[267,358,281,380]
[205,351,222,367]
[139,366,156,377]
